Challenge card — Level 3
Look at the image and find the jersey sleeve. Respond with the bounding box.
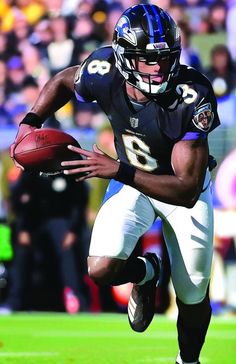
[73,56,96,103]
[181,80,220,141]
[73,47,114,104]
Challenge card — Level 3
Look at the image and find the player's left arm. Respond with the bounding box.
[62,138,209,208]
[132,137,209,208]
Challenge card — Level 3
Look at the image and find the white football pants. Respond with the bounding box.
[89,170,213,304]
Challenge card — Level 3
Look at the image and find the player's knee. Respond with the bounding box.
[87,256,125,285]
[177,276,210,305]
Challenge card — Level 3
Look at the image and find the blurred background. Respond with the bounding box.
[0,0,236,317]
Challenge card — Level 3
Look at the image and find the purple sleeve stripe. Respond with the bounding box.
[75,90,86,102]
[181,132,207,141]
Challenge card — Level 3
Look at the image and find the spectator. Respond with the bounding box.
[205,44,236,99]
[74,103,97,131]
[0,168,90,314]
[71,14,101,65]
[14,0,46,26]
[6,14,32,55]
[178,19,203,72]
[200,1,227,34]
[4,56,39,122]
[226,0,236,62]
[180,0,209,33]
[21,78,41,110]
[169,3,186,24]
[103,2,124,45]
[6,55,27,95]
[30,19,53,60]
[47,16,75,75]
[4,55,28,111]
[204,44,236,127]
[74,0,94,18]
[0,0,46,33]
[21,44,50,89]
[208,1,227,33]
[43,0,64,18]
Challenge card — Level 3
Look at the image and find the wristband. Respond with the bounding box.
[114,161,136,185]
[20,112,43,128]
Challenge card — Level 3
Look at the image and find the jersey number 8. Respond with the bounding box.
[87,60,111,76]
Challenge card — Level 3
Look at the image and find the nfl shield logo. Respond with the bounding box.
[130,117,139,128]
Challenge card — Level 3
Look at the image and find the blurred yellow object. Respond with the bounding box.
[21,1,46,26]
[92,11,106,24]
[55,101,74,128]
[0,0,46,33]
[0,0,14,32]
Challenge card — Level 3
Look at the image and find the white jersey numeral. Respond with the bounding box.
[122,134,158,171]
[87,60,111,75]
[176,84,198,104]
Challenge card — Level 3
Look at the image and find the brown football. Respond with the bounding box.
[13,128,82,173]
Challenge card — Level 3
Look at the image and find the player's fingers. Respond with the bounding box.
[63,165,97,175]
[67,145,92,157]
[75,171,96,182]
[61,159,96,167]
[93,144,104,155]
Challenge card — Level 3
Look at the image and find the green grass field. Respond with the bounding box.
[0,313,235,364]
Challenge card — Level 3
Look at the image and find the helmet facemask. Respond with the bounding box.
[113,42,180,95]
[112,4,181,96]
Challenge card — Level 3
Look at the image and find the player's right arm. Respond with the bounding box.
[10,66,79,166]
[30,66,77,120]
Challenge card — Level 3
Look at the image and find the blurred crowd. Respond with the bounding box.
[0,0,236,130]
[0,0,236,315]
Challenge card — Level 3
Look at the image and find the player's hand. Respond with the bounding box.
[61,144,120,181]
[10,124,37,169]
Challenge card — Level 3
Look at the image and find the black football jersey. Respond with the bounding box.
[74,46,220,175]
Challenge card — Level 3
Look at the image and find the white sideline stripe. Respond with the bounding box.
[0,352,58,357]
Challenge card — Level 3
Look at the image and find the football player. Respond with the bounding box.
[11,4,220,364]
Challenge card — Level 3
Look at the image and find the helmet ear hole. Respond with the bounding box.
[112,4,181,95]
